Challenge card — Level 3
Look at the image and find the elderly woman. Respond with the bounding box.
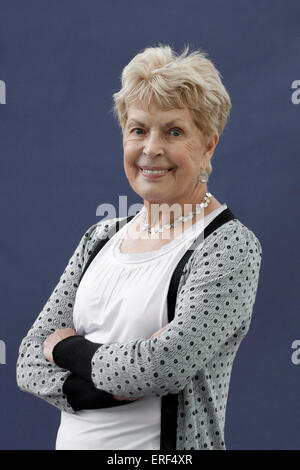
[16,44,262,450]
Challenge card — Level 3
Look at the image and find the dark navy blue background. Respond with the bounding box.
[0,0,299,450]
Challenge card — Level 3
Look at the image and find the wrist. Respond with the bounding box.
[53,335,102,382]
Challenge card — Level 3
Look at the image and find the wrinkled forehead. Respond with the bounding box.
[127,98,186,116]
[126,101,195,126]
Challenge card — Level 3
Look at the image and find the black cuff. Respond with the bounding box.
[63,373,134,412]
[53,335,102,382]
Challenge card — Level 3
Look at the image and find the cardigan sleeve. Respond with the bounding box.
[51,223,263,399]
[16,218,129,413]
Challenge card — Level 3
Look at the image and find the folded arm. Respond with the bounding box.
[62,373,138,411]
[16,218,132,413]
[52,225,263,399]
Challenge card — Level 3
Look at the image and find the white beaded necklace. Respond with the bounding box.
[141,192,212,234]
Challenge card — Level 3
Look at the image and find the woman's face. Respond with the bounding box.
[123,101,217,207]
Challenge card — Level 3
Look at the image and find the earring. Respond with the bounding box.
[198,168,209,183]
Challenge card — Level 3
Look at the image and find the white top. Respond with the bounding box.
[55,203,227,450]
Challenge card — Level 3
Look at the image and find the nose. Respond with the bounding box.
[143,131,165,157]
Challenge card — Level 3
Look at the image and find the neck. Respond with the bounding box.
[142,189,211,229]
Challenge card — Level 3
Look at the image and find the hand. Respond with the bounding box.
[112,395,141,402]
[43,328,77,365]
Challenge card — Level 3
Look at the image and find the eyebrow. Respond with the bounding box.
[127,118,185,128]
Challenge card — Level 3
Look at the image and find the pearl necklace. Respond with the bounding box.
[141,192,212,234]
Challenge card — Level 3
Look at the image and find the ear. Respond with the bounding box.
[206,134,219,154]
[203,134,219,163]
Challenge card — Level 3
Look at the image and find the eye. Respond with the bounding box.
[170,128,182,136]
[132,128,144,135]
[131,127,182,136]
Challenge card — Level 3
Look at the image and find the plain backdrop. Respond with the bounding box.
[0,0,299,450]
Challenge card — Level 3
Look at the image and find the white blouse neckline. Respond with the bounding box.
[112,203,228,264]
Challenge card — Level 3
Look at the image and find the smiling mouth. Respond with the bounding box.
[139,167,174,177]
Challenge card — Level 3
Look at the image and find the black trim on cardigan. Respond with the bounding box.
[160,207,236,450]
[62,373,136,411]
[78,217,135,286]
[53,335,101,382]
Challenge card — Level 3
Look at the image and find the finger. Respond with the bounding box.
[56,330,65,340]
[113,395,140,401]
[151,326,166,339]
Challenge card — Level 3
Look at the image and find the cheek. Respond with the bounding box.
[123,151,135,170]
[183,141,194,153]
[182,140,200,160]
[123,140,140,165]
[181,141,202,168]
[173,142,196,168]
[123,152,139,183]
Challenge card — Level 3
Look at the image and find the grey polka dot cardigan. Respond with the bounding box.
[16,208,262,450]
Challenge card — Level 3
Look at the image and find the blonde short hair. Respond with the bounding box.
[111,44,232,176]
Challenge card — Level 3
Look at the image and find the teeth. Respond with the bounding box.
[142,169,169,174]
